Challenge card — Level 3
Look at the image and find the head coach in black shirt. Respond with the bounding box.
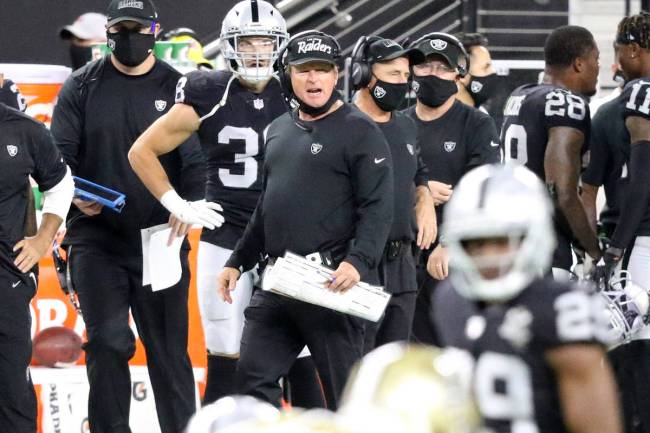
[49,1,205,432]
[0,102,74,433]
[404,32,501,345]
[347,36,436,351]
[217,30,393,408]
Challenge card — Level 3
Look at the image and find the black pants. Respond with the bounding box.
[552,230,573,272]
[236,290,364,410]
[0,268,37,433]
[410,248,441,346]
[364,245,417,353]
[609,340,650,433]
[69,245,195,433]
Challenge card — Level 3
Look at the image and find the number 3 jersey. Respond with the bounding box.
[433,278,610,433]
[176,70,286,249]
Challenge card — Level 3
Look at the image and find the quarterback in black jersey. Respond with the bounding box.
[501,26,601,276]
[434,164,621,433]
[0,104,74,433]
[130,0,295,403]
[349,36,435,350]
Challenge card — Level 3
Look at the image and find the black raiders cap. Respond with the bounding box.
[106,0,158,27]
[366,38,425,65]
[286,33,340,66]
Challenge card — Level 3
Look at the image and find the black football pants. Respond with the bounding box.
[69,245,195,433]
[410,248,442,346]
[0,268,37,433]
[236,290,364,409]
[364,245,417,353]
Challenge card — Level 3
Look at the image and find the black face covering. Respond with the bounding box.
[107,31,155,67]
[296,90,341,117]
[69,45,93,70]
[370,77,408,112]
[413,75,458,108]
[467,73,499,106]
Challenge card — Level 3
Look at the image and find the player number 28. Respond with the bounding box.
[545,91,586,120]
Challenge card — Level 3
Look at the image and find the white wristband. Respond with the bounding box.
[42,166,75,221]
[160,189,186,216]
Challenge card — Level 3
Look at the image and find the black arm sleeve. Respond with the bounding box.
[414,142,429,187]
[344,126,394,279]
[177,134,206,201]
[50,76,84,174]
[582,110,611,187]
[467,114,501,169]
[225,179,267,272]
[610,140,650,249]
[30,122,68,191]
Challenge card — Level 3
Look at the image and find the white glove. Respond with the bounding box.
[160,190,224,229]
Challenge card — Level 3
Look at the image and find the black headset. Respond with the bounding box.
[409,32,470,77]
[276,30,342,105]
[349,35,383,90]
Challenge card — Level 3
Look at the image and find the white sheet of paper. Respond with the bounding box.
[148,227,184,291]
[140,224,183,291]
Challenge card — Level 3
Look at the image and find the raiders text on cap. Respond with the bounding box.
[297,38,332,55]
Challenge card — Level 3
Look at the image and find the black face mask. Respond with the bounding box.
[413,75,458,108]
[370,78,408,112]
[107,31,155,67]
[69,45,93,70]
[296,90,341,117]
[467,73,499,106]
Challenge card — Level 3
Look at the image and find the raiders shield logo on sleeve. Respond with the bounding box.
[155,100,167,111]
[311,143,323,154]
[444,141,456,152]
[6,145,17,157]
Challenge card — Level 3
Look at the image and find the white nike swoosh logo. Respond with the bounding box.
[490,141,499,147]
[374,158,386,164]
[12,281,21,288]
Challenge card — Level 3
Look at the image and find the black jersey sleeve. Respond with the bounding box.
[225,176,267,272]
[621,78,650,121]
[174,70,231,118]
[29,121,68,191]
[543,88,590,134]
[344,122,394,278]
[582,108,611,187]
[466,113,501,169]
[50,75,84,174]
[414,142,429,187]
[532,281,610,351]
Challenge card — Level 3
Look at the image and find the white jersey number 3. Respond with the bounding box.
[218,126,259,188]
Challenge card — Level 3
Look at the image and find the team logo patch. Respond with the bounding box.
[430,39,448,51]
[6,145,17,157]
[373,85,386,99]
[253,98,265,110]
[444,141,456,152]
[470,81,483,93]
[155,100,167,111]
[108,39,116,50]
[118,0,144,9]
[411,80,420,93]
[406,143,414,155]
[498,306,533,349]
[311,143,323,155]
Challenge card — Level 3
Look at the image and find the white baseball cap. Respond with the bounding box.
[59,12,108,42]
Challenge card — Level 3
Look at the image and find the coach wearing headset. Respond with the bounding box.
[347,36,436,351]
[218,31,393,409]
[405,32,501,345]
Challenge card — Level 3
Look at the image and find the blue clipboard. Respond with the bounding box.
[73,176,126,213]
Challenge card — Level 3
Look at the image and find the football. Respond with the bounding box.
[32,326,83,368]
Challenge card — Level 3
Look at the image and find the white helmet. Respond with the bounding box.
[601,270,650,344]
[220,0,288,83]
[442,164,556,302]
